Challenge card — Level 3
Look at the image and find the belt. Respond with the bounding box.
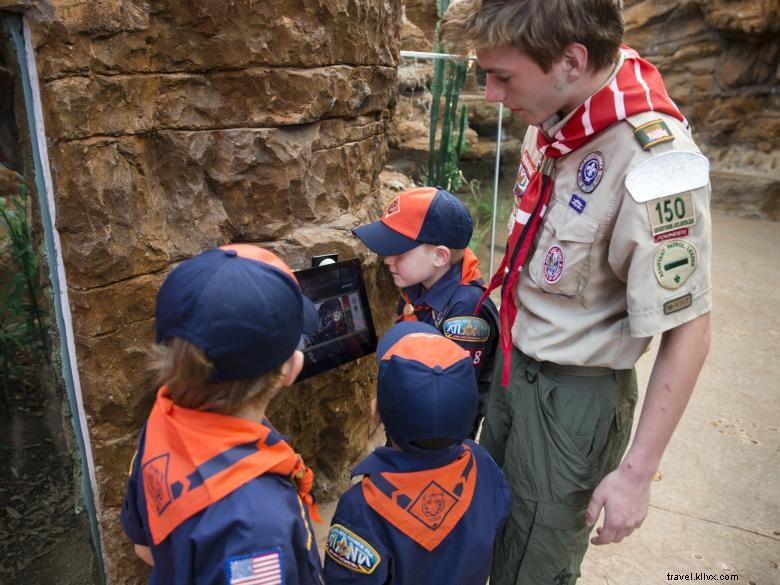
[516,350,613,378]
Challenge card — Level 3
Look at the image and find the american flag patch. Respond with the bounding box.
[226,549,283,585]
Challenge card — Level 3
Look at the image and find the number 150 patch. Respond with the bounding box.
[646,192,695,242]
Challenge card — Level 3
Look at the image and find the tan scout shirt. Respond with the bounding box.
[510,101,712,369]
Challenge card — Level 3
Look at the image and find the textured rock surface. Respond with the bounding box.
[23,1,402,583]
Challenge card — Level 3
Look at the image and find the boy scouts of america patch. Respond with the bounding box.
[326,524,381,574]
[543,246,564,284]
[653,239,698,289]
[577,151,604,193]
[226,549,284,584]
[633,119,675,150]
[442,316,490,343]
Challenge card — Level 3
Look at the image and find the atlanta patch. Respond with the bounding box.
[326,524,381,575]
[226,548,283,585]
[442,316,490,343]
[577,151,604,193]
[653,239,698,289]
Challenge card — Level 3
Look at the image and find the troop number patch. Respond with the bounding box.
[326,524,381,575]
[653,239,698,289]
[442,316,490,343]
[646,192,695,240]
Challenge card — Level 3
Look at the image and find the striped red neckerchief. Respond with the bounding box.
[477,46,685,385]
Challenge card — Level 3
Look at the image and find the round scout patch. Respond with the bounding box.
[653,239,698,289]
[543,245,565,284]
[577,151,605,193]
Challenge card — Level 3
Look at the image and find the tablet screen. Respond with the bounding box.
[294,258,378,381]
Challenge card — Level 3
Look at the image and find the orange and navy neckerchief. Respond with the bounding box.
[140,387,319,545]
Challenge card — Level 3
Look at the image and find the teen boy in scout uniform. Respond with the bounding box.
[442,1,712,583]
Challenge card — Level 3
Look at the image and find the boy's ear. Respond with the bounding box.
[561,42,589,81]
[281,350,305,386]
[432,245,451,267]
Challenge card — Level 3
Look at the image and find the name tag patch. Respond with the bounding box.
[664,293,693,315]
[326,524,381,574]
[442,316,490,343]
[646,192,696,240]
[653,239,698,289]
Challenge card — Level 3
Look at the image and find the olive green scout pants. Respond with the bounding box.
[481,347,638,585]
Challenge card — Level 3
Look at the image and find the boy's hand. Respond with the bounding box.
[134,544,155,566]
[585,464,651,545]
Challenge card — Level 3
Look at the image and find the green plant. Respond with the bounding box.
[427,0,470,191]
[463,179,512,259]
[0,175,50,403]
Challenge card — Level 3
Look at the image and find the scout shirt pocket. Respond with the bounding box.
[527,203,600,297]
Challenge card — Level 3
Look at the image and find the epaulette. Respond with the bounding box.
[625,150,710,203]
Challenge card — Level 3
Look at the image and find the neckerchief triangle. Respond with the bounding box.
[475,46,685,385]
[362,445,476,551]
[141,387,319,545]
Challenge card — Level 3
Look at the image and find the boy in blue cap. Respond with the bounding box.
[352,187,499,433]
[323,321,511,584]
[121,244,325,584]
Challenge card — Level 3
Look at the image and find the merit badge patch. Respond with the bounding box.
[569,194,586,214]
[408,481,458,530]
[227,548,283,585]
[646,191,695,241]
[442,316,490,343]
[384,197,400,218]
[633,119,675,150]
[653,239,698,289]
[543,245,565,284]
[577,151,604,193]
[326,524,381,575]
[663,293,693,315]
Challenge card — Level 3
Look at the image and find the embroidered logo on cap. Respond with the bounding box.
[384,197,400,217]
[577,151,605,193]
[326,524,381,574]
[653,239,698,289]
[543,246,565,284]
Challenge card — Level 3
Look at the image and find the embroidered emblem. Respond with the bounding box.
[654,227,689,244]
[408,481,458,530]
[227,549,283,585]
[653,239,698,289]
[633,119,674,150]
[646,192,695,239]
[442,316,490,343]
[577,151,604,193]
[663,293,693,315]
[522,149,538,174]
[385,197,400,217]
[568,194,586,214]
[543,246,565,284]
[513,163,530,197]
[326,524,381,575]
[142,453,173,515]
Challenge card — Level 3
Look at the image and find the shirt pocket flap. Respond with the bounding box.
[546,206,599,244]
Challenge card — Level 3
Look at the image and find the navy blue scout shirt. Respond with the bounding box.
[398,257,499,406]
[121,423,324,585]
[323,441,511,584]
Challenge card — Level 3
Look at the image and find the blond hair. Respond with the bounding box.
[148,337,285,415]
[441,0,624,73]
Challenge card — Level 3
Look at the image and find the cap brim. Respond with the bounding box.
[352,221,419,256]
[301,296,319,334]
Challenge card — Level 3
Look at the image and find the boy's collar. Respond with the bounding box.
[403,261,463,311]
[351,443,464,478]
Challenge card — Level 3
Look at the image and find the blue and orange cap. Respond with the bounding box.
[352,187,473,256]
[155,244,318,382]
[377,321,478,452]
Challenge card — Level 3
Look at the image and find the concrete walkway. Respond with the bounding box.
[315,210,780,584]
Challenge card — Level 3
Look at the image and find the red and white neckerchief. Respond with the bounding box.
[476,46,685,386]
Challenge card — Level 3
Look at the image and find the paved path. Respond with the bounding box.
[316,210,780,584]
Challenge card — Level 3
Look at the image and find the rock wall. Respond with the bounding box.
[6,1,402,583]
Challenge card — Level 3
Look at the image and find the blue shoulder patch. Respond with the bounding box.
[326,524,381,575]
[442,316,490,343]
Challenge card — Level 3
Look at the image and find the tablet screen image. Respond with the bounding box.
[294,258,378,381]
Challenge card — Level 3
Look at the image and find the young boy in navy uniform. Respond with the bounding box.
[121,244,325,584]
[323,321,511,584]
[352,187,499,431]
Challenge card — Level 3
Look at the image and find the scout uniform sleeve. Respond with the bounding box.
[608,149,713,337]
[120,428,148,545]
[324,488,389,584]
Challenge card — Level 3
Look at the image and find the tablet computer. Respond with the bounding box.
[294,258,378,381]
